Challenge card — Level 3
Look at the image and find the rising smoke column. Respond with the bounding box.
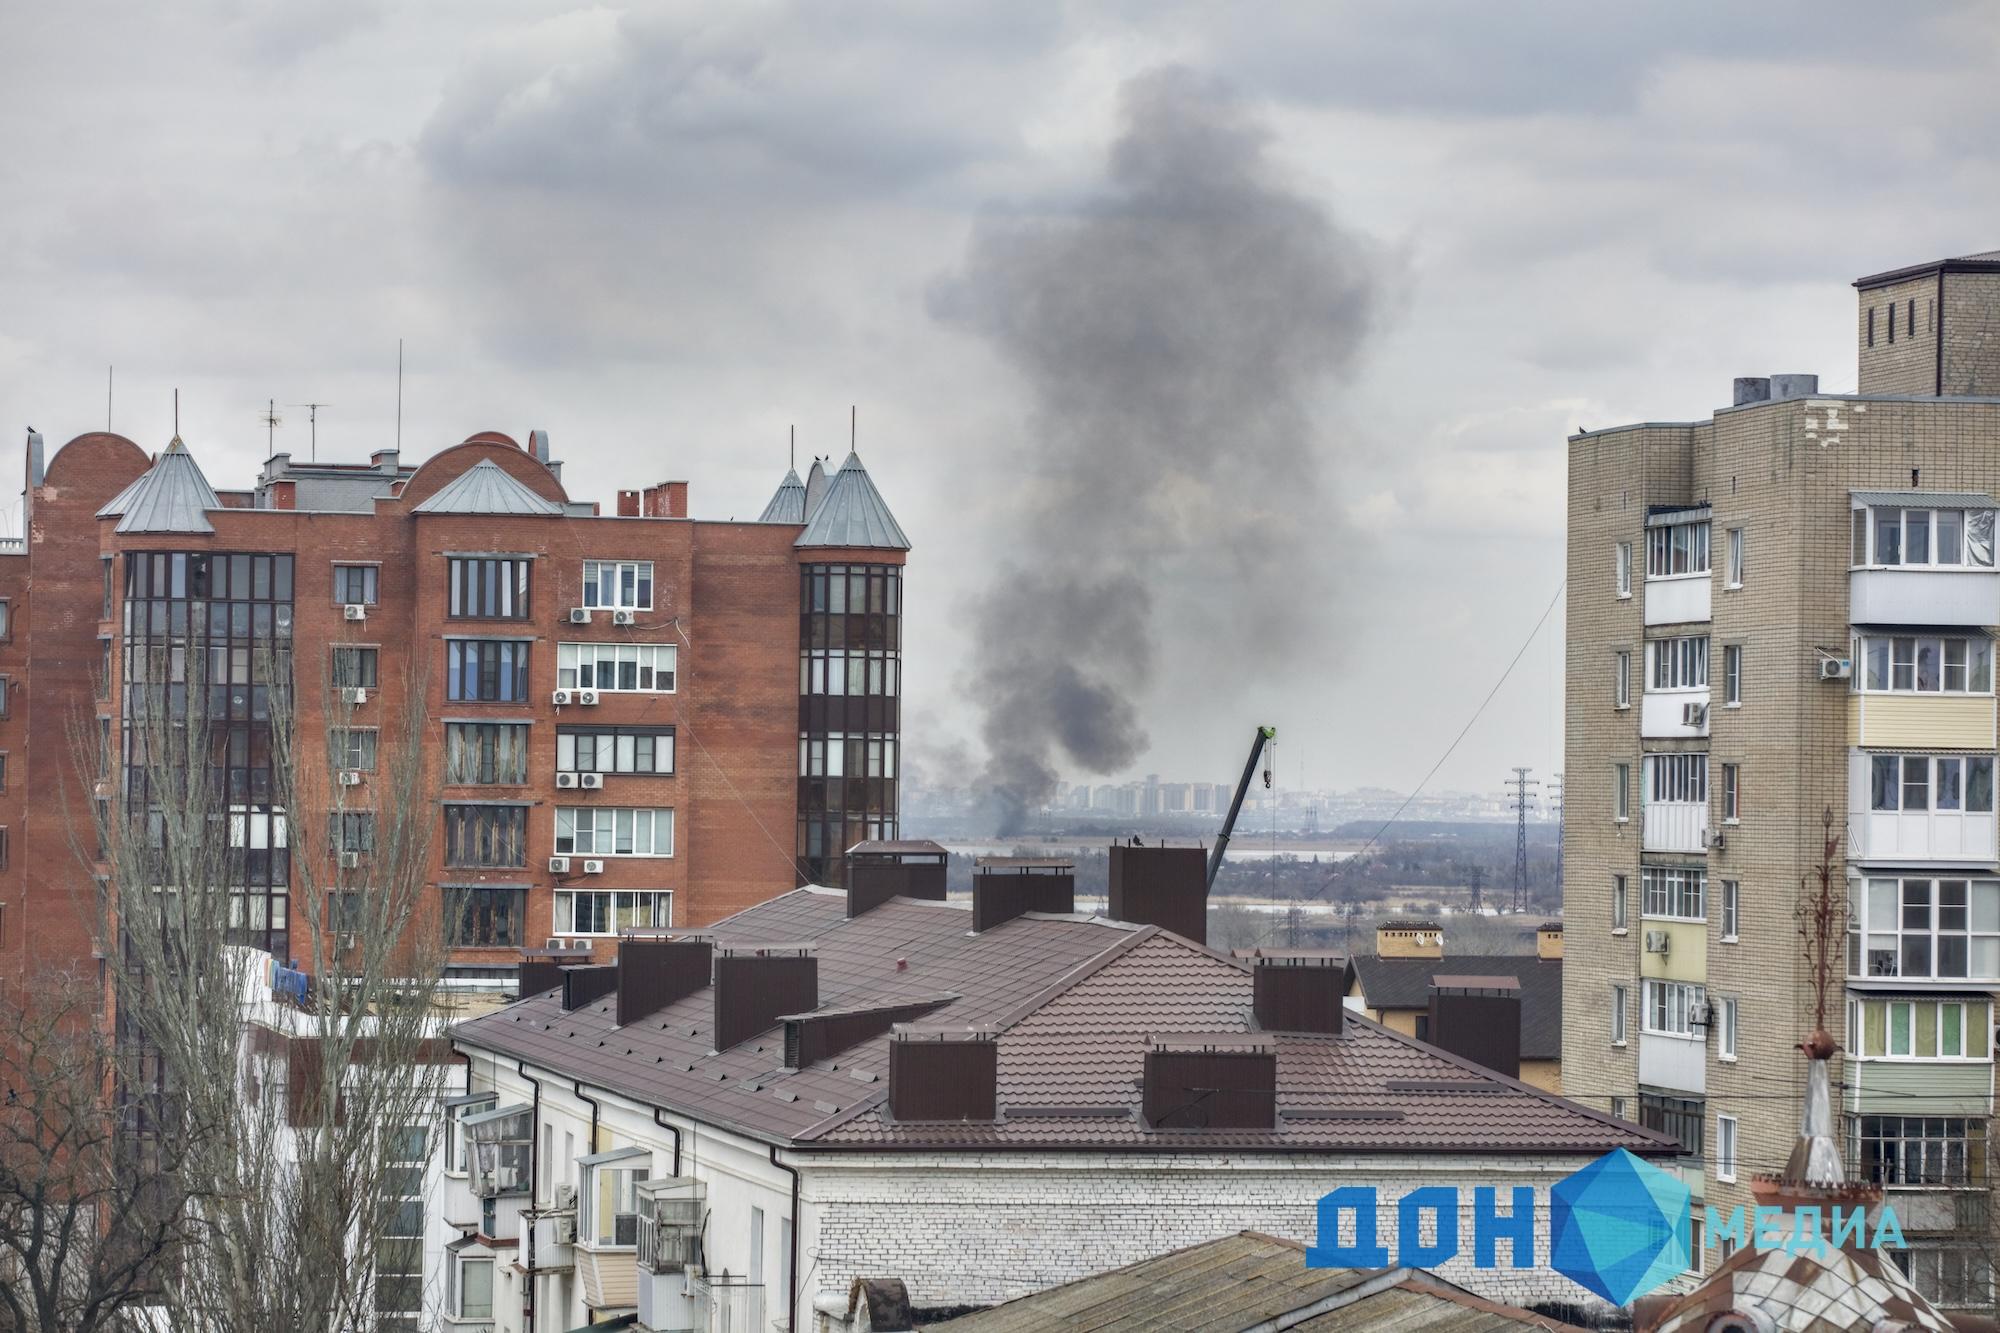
[932,67,1391,831]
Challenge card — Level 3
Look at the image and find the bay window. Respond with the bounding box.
[1871,755,1995,813]
[1854,504,1996,568]
[580,1147,650,1248]
[1647,519,1710,578]
[554,807,674,857]
[1646,752,1707,804]
[556,889,671,936]
[1647,636,1708,690]
[1850,997,1993,1060]
[1851,877,2000,980]
[1856,634,1992,694]
[1643,979,1707,1037]
[1643,865,1706,921]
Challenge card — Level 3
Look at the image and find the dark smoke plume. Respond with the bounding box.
[931,67,1390,832]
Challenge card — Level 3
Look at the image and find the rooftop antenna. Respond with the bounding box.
[107,365,113,431]
[395,338,404,452]
[258,398,280,452]
[173,389,180,440]
[850,404,856,454]
[790,424,795,472]
[289,403,332,462]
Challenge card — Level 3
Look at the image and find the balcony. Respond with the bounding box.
[1642,689,1710,740]
[1643,801,1708,854]
[1850,567,2000,627]
[1644,574,1710,628]
[1849,806,1997,865]
[1638,1032,1706,1094]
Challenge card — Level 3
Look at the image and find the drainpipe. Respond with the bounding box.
[572,1080,601,1149]
[769,1144,801,1333]
[516,1060,543,1333]
[653,1107,683,1175]
[457,1047,474,1095]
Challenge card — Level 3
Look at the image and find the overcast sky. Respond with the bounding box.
[6,2,2000,806]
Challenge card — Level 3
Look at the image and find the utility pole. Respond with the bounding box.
[1507,767,1539,913]
[1468,865,1483,913]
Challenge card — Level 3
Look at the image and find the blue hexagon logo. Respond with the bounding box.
[1549,1148,1692,1305]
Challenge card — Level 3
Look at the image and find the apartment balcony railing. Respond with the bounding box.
[1642,689,1710,740]
[1644,574,1710,628]
[1851,567,2000,627]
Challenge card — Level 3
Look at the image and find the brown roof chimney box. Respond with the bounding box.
[616,936,714,1026]
[1238,949,1353,1035]
[887,1027,997,1122]
[1427,976,1521,1080]
[712,946,817,1050]
[844,840,948,917]
[1142,1035,1276,1129]
[1107,844,1208,944]
[616,489,641,517]
[971,857,1075,932]
[560,963,619,1012]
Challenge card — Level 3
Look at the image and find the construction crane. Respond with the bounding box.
[1207,725,1277,892]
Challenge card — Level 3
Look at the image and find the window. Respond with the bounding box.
[556,890,672,936]
[554,807,674,857]
[376,1125,427,1330]
[442,1093,497,1176]
[1910,298,1918,337]
[448,556,532,620]
[1717,1114,1739,1182]
[1643,866,1706,920]
[1854,1116,1984,1187]
[448,640,530,702]
[1854,506,1996,568]
[1890,300,1897,343]
[1613,763,1630,822]
[444,804,528,868]
[582,1150,650,1248]
[1721,763,1739,822]
[1646,753,1707,805]
[1850,877,2000,980]
[1644,980,1708,1037]
[0,675,11,718]
[1612,874,1629,930]
[1725,528,1743,587]
[0,752,7,792]
[446,722,531,785]
[98,639,112,699]
[0,599,10,640]
[1614,651,1631,708]
[1723,644,1741,706]
[332,646,379,689]
[1721,880,1739,941]
[1859,634,1993,694]
[800,648,901,697]
[335,729,376,772]
[1610,983,1628,1044]
[1610,1096,1629,1121]
[1870,755,1994,813]
[1896,1247,1995,1312]
[1851,997,1992,1060]
[557,726,675,776]
[1615,542,1633,597]
[1868,306,1876,347]
[445,885,526,948]
[101,556,113,620]
[1647,636,1708,690]
[0,826,9,871]
[332,564,378,605]
[1718,997,1738,1060]
[582,560,654,611]
[1646,519,1711,579]
[1640,1091,1705,1158]
[456,1257,494,1321]
[329,812,375,853]
[557,642,676,693]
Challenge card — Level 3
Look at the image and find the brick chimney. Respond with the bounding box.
[269,480,297,510]
[560,963,619,1012]
[1535,921,1564,961]
[616,936,713,1026]
[1240,950,1352,1035]
[1106,844,1208,944]
[616,489,642,517]
[1375,919,1443,960]
[711,946,817,1050]
[1141,1035,1276,1129]
[371,448,399,474]
[844,841,948,917]
[1426,976,1521,1079]
[643,481,688,518]
[971,857,1074,932]
[887,1028,997,1122]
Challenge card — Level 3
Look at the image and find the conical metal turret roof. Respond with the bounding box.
[796,451,910,550]
[412,459,564,516]
[759,468,808,524]
[96,436,222,534]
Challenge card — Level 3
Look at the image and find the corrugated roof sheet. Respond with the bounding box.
[1850,488,1996,509]
[411,459,563,516]
[795,451,909,550]
[1352,953,1562,1060]
[97,437,221,533]
[759,469,807,524]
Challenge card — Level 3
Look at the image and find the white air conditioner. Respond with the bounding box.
[343,686,368,705]
[1681,702,1708,728]
[545,935,566,950]
[1644,929,1671,955]
[339,850,361,869]
[554,1212,578,1245]
[552,689,573,706]
[343,604,367,622]
[577,689,600,706]
[579,772,605,789]
[1689,1002,1713,1028]
[570,608,593,624]
[612,609,636,626]
[339,770,363,787]
[556,772,580,789]
[582,859,605,875]
[548,856,572,874]
[1707,830,1728,852]
[1820,658,1853,681]
[338,932,357,951]
[553,1181,577,1209]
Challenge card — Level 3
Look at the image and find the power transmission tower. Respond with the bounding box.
[1548,773,1565,909]
[1468,865,1484,913]
[1507,767,1539,913]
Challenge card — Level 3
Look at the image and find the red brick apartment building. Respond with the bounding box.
[0,425,908,987]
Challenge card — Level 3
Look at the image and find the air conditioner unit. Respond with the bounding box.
[545,935,566,950]
[343,686,368,705]
[570,608,593,625]
[343,604,367,622]
[1644,929,1671,955]
[582,859,605,875]
[548,856,572,874]
[552,689,573,706]
[1689,1002,1713,1028]
[339,850,361,869]
[579,772,605,789]
[1820,658,1853,681]
[577,689,600,706]
[553,1181,577,1209]
[556,772,580,789]
[1681,702,1708,728]
[338,932,357,951]
[339,770,363,787]
[554,1212,578,1245]
[1707,830,1728,852]
[612,609,636,626]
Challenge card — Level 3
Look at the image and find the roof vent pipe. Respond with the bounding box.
[1769,373,1820,400]
[1732,377,1771,406]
